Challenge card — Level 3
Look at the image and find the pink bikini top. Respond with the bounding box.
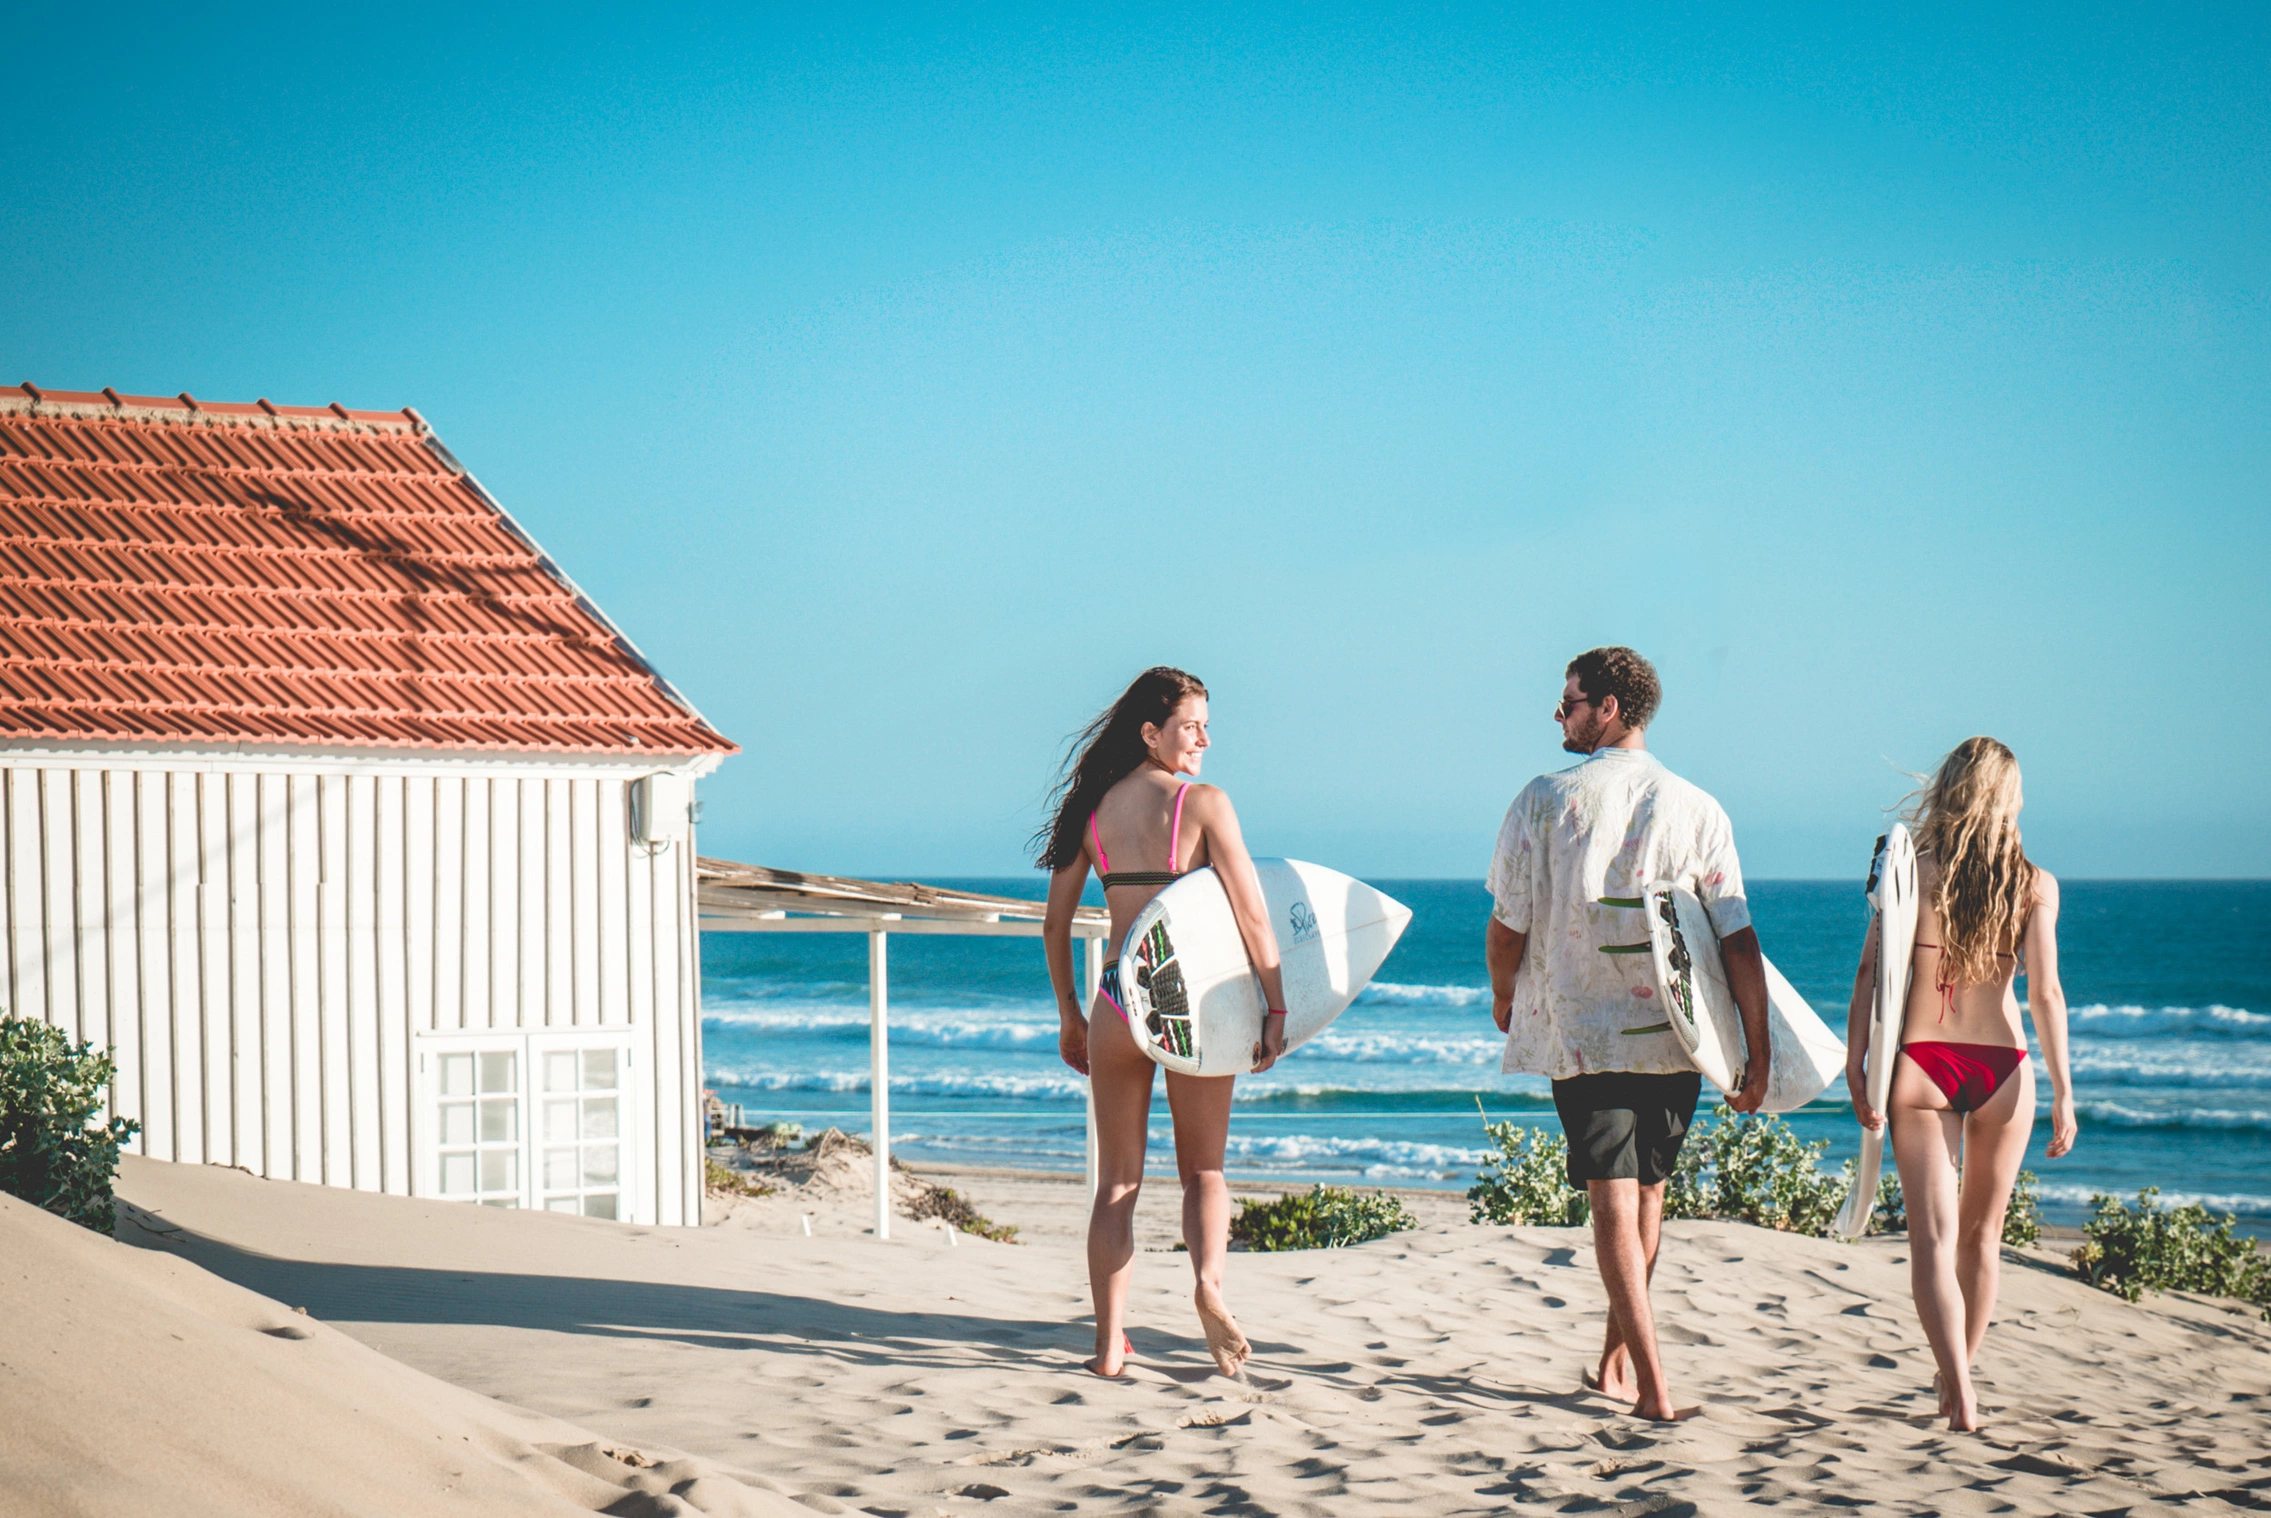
[1091,782,1191,890]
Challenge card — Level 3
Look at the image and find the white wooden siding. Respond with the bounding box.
[0,752,708,1226]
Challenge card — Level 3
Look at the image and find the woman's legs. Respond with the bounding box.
[1888,1053,1975,1429]
[1955,1061,2035,1372]
[1164,1068,1250,1376]
[1085,997,1155,1375]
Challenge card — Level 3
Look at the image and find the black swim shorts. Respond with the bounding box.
[1551,1070,1703,1190]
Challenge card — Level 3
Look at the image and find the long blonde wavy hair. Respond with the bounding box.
[1909,737,2037,986]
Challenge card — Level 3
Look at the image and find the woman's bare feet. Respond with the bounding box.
[1084,1332,1135,1378]
[1193,1286,1251,1378]
[1931,1371,1980,1431]
[1930,1372,1981,1430]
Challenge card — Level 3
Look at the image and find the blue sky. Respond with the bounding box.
[7,5,2266,877]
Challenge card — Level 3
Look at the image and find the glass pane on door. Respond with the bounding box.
[434,1049,521,1206]
[538,1044,624,1220]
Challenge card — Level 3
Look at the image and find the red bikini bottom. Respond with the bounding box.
[1901,1042,2026,1114]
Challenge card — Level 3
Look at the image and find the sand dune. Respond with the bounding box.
[92,1152,2271,1516]
[0,1182,820,1517]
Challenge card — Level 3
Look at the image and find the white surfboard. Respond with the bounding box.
[1835,825,1917,1238]
[1111,860,1412,1077]
[1641,881,1846,1114]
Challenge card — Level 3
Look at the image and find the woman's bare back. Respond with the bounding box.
[1902,856,2028,1047]
[1089,769,1213,942]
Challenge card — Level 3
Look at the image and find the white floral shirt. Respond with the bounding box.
[1487,747,1752,1079]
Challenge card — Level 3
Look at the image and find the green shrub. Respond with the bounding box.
[1865,1169,2040,1246]
[1232,1185,1416,1250]
[2001,1171,2043,1248]
[1466,1103,2048,1246]
[0,1017,139,1235]
[1666,1106,1847,1235]
[1468,1108,1589,1227]
[1865,1168,1906,1233]
[2070,1188,2271,1320]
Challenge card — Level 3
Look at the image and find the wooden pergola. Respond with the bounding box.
[696,858,1110,1238]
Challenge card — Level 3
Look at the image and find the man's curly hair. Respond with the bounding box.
[1566,646,1661,731]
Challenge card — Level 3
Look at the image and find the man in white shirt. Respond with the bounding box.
[1486,646,1769,1422]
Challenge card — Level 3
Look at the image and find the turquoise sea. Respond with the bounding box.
[703,879,2271,1234]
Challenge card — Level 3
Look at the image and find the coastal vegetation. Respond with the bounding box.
[703,1158,778,1199]
[0,1015,138,1235]
[906,1182,1021,1243]
[1664,1105,1848,1235]
[1468,1104,2043,1246]
[1866,1171,2043,1248]
[1232,1185,1417,1250]
[2071,1188,2271,1321]
[1465,1113,1589,1226]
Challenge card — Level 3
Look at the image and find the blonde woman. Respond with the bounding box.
[1846,737,2078,1431]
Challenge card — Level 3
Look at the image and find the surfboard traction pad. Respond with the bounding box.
[1654,889,1701,1041]
[1130,918,1195,1061]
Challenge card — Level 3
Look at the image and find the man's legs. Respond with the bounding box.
[1589,1178,1690,1419]
[1552,1070,1700,1423]
[1593,1179,1664,1400]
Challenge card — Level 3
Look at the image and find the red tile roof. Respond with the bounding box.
[0,384,735,757]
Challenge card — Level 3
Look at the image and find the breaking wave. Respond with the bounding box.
[2074,1101,2271,1132]
[2034,1182,2271,1218]
[705,1005,1060,1050]
[707,1069,1088,1100]
[2067,1005,2268,1039]
[1354,982,1490,1008]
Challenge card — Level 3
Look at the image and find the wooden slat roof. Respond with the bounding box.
[697,857,1108,927]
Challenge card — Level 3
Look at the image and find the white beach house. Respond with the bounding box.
[0,383,736,1226]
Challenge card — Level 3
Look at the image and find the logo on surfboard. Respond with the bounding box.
[1287,902,1319,945]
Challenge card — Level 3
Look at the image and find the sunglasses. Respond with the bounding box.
[1554,693,1598,720]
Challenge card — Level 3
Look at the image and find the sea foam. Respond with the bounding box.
[1355,981,1490,1008]
[2066,1004,2267,1038]
[2034,1181,2271,1218]
[706,1069,1089,1100]
[2074,1100,2271,1132]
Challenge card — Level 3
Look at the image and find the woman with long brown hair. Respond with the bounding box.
[1038,667,1289,1379]
[1846,737,2078,1431]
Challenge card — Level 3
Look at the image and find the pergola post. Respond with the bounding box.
[870,924,891,1240]
[695,860,1112,1241]
[1083,936,1103,1200]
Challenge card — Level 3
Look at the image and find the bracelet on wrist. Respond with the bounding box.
[1264,1008,1287,1017]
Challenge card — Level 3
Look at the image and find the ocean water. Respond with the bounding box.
[702,878,2271,1233]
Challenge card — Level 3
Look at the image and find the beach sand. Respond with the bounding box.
[47,1150,2271,1515]
[0,1180,814,1517]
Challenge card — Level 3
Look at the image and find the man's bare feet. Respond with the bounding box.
[1193,1286,1251,1378]
[1582,1368,1639,1404]
[1084,1332,1135,1378]
[1630,1399,1702,1423]
[1590,1348,1640,1404]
